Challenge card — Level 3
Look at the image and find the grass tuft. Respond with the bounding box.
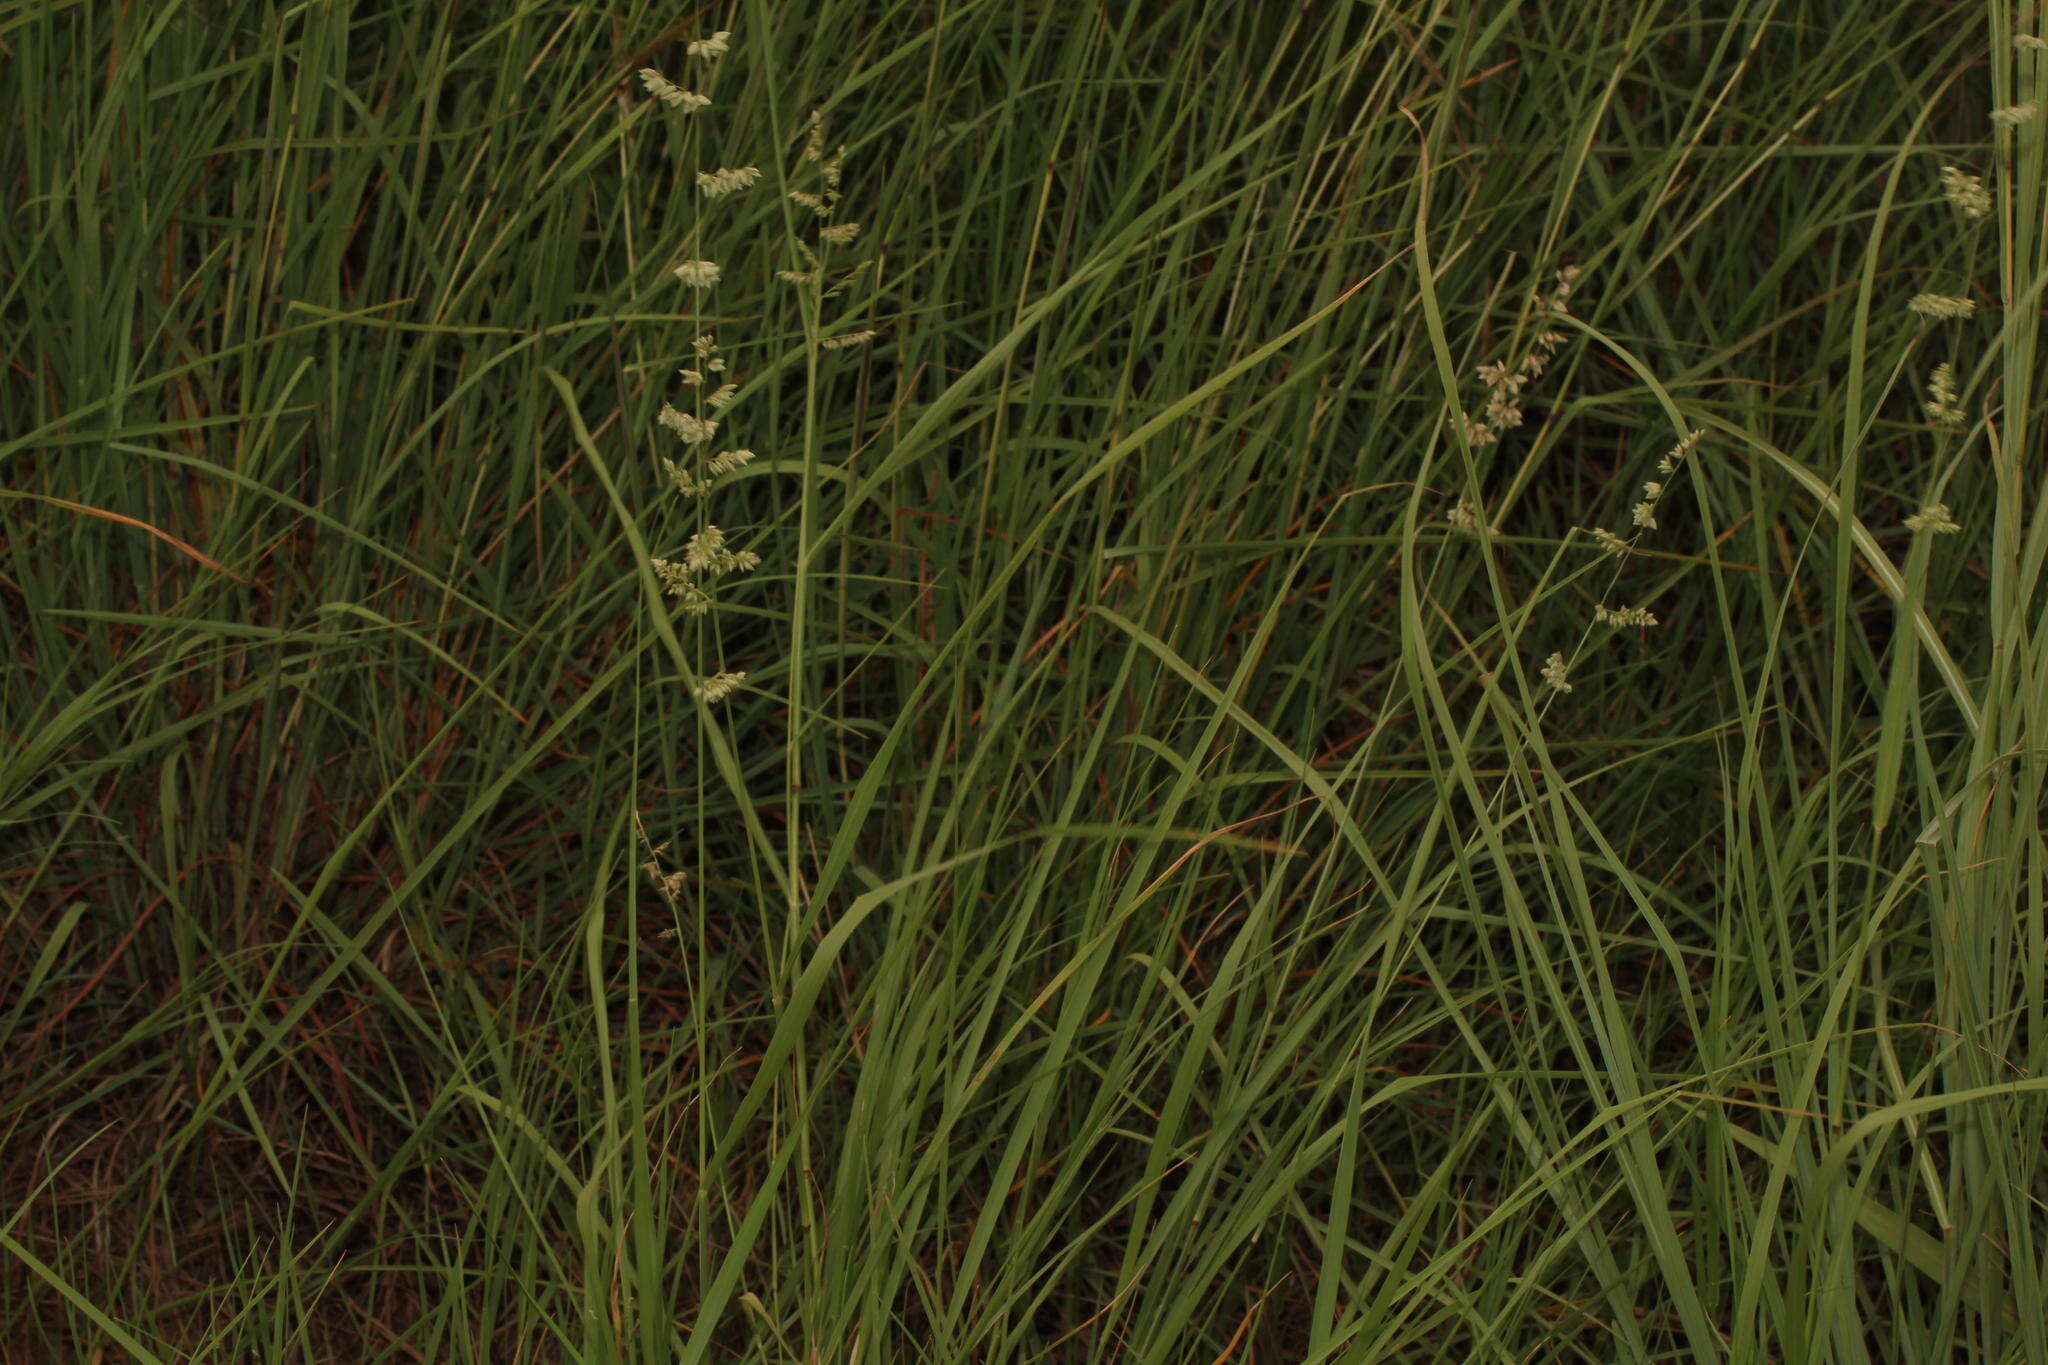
[4,1,2045,1359]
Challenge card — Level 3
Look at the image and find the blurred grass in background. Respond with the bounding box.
[4,0,2046,1358]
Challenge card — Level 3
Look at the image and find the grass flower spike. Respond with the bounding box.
[1594,604,1659,628]
[697,166,761,199]
[779,110,881,345]
[706,448,755,475]
[817,328,879,351]
[1445,498,1500,538]
[687,30,732,59]
[638,69,708,111]
[694,671,746,703]
[658,403,717,445]
[1585,526,1631,557]
[1579,429,1696,566]
[680,524,761,577]
[1459,267,1580,453]
[1657,429,1703,474]
[1940,166,1991,219]
[1924,362,1965,426]
[660,457,709,499]
[1540,652,1572,693]
[1909,293,1976,320]
[1905,504,1960,534]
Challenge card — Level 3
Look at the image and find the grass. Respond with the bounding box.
[4,0,2046,1359]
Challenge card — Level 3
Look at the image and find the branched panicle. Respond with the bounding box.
[630,34,880,730]
[780,110,883,349]
[1620,430,1700,542]
[1561,427,1701,688]
[628,28,887,938]
[1458,267,1578,454]
[1446,266,1583,537]
[1457,264,1707,700]
[634,28,768,710]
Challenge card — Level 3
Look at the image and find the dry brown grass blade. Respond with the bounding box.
[16,492,245,583]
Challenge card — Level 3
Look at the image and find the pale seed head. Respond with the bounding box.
[1540,652,1573,693]
[1904,503,1960,534]
[672,259,721,288]
[1908,292,1976,321]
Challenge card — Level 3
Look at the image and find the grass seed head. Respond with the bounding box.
[1924,363,1965,426]
[1594,604,1659,628]
[1541,652,1572,693]
[1445,498,1500,538]
[707,448,756,475]
[697,165,762,199]
[658,403,717,445]
[1585,526,1631,557]
[673,259,721,287]
[1940,166,1992,219]
[817,327,879,350]
[1908,292,1976,320]
[694,671,746,703]
[1905,503,1960,534]
[639,68,709,110]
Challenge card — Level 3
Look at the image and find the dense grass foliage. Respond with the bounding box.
[5,0,2047,1359]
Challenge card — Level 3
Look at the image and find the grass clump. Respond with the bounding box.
[3,1,2047,1360]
